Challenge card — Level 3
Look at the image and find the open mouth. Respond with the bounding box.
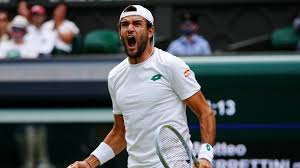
[127,35,136,48]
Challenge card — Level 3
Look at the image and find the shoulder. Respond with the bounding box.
[108,58,128,82]
[62,20,79,32]
[194,35,209,43]
[63,20,78,28]
[168,37,184,47]
[43,20,53,27]
[64,19,76,24]
[155,48,188,69]
[0,40,13,48]
[41,20,53,30]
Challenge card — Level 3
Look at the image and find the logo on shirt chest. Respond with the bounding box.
[151,74,162,81]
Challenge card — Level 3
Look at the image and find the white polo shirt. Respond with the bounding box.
[108,47,201,168]
[42,19,79,52]
[26,24,55,55]
[0,39,39,59]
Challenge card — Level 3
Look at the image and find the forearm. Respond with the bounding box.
[58,31,74,44]
[103,126,127,155]
[85,130,126,167]
[198,108,216,145]
[185,91,216,145]
[196,102,216,165]
[185,91,216,165]
[86,115,126,167]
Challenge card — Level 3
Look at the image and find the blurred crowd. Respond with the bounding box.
[167,13,212,56]
[293,12,300,51]
[0,0,79,59]
[1,0,300,60]
[0,0,213,59]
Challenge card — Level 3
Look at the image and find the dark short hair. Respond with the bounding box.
[123,5,136,13]
[54,1,67,9]
[118,5,154,44]
[0,9,8,15]
[181,13,198,23]
[0,10,8,20]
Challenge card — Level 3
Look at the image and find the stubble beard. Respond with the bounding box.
[122,34,148,58]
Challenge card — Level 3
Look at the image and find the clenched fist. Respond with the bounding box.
[67,161,90,168]
[198,159,212,168]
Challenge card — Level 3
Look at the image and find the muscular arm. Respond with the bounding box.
[103,114,127,154]
[53,21,76,44]
[58,31,75,44]
[84,114,126,167]
[184,91,216,145]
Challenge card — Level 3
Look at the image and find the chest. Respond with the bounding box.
[115,68,172,111]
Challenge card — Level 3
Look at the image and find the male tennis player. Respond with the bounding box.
[67,5,216,168]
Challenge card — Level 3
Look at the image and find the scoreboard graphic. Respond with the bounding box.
[187,57,300,168]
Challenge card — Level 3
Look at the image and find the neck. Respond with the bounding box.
[128,44,154,64]
[0,30,5,36]
[34,23,42,29]
[54,18,64,24]
[15,39,24,44]
[185,34,194,41]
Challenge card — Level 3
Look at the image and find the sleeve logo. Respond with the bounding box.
[184,69,191,77]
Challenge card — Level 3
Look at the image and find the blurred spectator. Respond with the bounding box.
[17,0,31,22]
[0,15,38,59]
[43,2,79,54]
[0,10,9,43]
[293,12,300,51]
[15,125,54,168]
[167,13,212,56]
[26,5,55,56]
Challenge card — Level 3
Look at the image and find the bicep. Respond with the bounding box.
[113,114,125,132]
[108,79,121,114]
[108,115,125,138]
[184,91,211,118]
[59,31,75,44]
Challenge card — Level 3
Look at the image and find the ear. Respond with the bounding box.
[118,31,122,40]
[148,26,155,39]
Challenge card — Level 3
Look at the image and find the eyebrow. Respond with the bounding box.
[121,18,145,24]
[133,20,144,23]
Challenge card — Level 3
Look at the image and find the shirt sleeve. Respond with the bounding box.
[108,76,122,115]
[40,31,56,54]
[59,21,79,34]
[167,56,201,100]
[69,21,79,34]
